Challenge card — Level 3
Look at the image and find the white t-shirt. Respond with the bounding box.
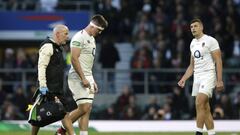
[190,34,220,74]
[69,30,96,78]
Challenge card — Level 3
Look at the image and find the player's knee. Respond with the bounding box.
[206,104,211,112]
[195,100,206,110]
[86,104,92,112]
[82,104,92,113]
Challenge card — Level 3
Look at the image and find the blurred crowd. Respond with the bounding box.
[0,0,240,120]
[1,77,240,120]
[95,85,240,120]
[95,0,240,94]
[96,0,240,67]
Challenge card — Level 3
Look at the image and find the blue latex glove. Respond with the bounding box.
[39,87,48,95]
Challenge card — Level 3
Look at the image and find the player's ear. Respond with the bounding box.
[200,23,204,30]
[56,31,60,38]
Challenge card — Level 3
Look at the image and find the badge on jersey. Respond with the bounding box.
[202,42,205,47]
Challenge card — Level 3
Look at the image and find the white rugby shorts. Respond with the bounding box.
[192,71,216,97]
[68,76,95,105]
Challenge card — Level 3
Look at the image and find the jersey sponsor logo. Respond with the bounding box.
[72,41,81,47]
[194,50,201,58]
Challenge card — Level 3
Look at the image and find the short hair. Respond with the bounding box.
[190,18,203,25]
[91,14,108,29]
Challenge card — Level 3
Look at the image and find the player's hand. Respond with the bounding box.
[39,86,48,95]
[82,78,90,88]
[178,79,185,88]
[216,80,224,92]
[93,82,99,93]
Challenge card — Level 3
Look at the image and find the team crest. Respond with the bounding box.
[202,42,205,47]
[201,85,204,88]
[87,40,90,44]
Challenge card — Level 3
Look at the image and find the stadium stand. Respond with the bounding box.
[0,0,240,120]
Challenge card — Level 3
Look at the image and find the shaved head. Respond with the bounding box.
[52,24,69,45]
[53,24,69,34]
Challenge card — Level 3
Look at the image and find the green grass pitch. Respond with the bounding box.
[0,131,239,135]
[0,121,239,135]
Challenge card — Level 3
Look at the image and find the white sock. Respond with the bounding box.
[80,131,88,135]
[208,129,216,135]
[197,127,203,133]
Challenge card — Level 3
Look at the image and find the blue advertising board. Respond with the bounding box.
[0,11,90,40]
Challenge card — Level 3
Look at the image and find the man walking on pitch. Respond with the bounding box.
[32,24,77,135]
[178,19,224,135]
[56,14,108,135]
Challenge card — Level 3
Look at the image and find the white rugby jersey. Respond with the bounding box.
[69,30,96,78]
[190,34,220,74]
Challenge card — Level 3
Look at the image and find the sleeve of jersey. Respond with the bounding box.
[38,43,53,87]
[70,33,84,49]
[209,38,220,52]
[190,41,193,56]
